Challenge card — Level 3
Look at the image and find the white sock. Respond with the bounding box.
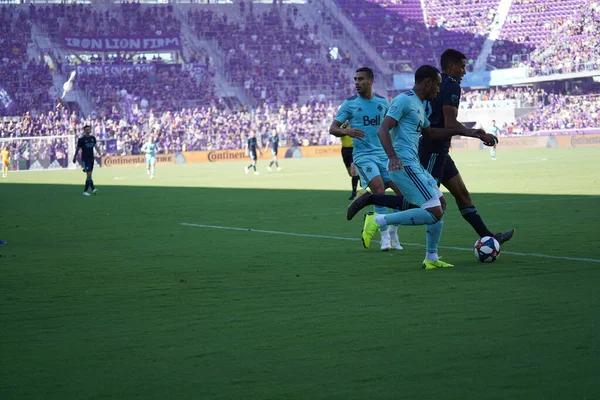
[388,225,398,236]
[426,252,438,262]
[150,167,155,175]
[375,214,387,227]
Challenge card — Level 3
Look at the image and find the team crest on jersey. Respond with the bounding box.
[366,166,372,173]
[377,105,383,111]
[451,94,459,104]
[389,106,398,114]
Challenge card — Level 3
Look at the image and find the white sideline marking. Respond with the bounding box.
[487,196,596,206]
[180,223,600,264]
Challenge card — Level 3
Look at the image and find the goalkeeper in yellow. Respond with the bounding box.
[1,145,10,178]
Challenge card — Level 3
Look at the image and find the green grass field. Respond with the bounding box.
[1,147,599,399]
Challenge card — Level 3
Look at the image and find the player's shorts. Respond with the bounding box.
[270,147,278,156]
[249,150,257,161]
[341,147,353,168]
[389,164,442,207]
[2,160,8,166]
[419,151,459,185]
[353,155,391,189]
[146,154,156,165]
[82,158,94,172]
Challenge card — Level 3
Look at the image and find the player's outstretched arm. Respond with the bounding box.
[72,146,80,164]
[441,105,497,146]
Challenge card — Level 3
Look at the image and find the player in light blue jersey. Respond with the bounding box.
[141,136,157,179]
[353,65,494,269]
[489,120,500,160]
[329,67,403,251]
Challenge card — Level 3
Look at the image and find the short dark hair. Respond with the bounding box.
[83,125,91,130]
[355,67,374,80]
[440,49,467,71]
[414,65,440,84]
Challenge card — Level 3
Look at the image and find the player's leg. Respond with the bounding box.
[2,162,7,177]
[354,158,392,250]
[268,150,274,171]
[491,144,496,160]
[342,148,358,199]
[442,157,514,244]
[251,153,259,175]
[146,156,151,175]
[150,158,155,178]
[86,160,97,194]
[274,152,281,171]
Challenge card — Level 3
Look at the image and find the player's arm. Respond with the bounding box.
[262,138,270,153]
[442,105,496,145]
[72,142,80,163]
[330,102,364,139]
[95,142,102,156]
[422,124,495,146]
[377,116,401,171]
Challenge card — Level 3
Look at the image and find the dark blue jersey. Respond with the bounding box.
[419,73,461,154]
[247,137,258,152]
[77,135,97,159]
[269,135,279,149]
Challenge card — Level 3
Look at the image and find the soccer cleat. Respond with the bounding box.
[347,189,371,220]
[348,191,356,200]
[147,169,150,175]
[422,258,455,270]
[92,189,98,195]
[494,228,515,245]
[380,233,392,251]
[150,175,155,179]
[254,171,260,176]
[390,233,404,250]
[267,166,272,172]
[277,167,282,172]
[361,212,381,249]
[82,192,90,196]
[244,166,249,175]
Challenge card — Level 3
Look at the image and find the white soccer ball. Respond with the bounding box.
[474,236,500,263]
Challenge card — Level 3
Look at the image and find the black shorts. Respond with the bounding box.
[82,158,94,172]
[419,152,459,186]
[341,147,353,168]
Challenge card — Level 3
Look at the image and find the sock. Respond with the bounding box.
[351,176,359,192]
[89,179,95,190]
[426,252,438,262]
[491,148,496,158]
[150,166,155,175]
[269,161,274,167]
[275,160,279,167]
[460,206,493,237]
[372,194,411,210]
[252,164,256,171]
[379,208,438,226]
[388,224,399,238]
[84,178,90,192]
[247,163,253,169]
[374,205,389,232]
[426,217,443,254]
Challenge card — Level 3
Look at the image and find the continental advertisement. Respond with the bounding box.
[101,136,599,166]
[101,154,174,167]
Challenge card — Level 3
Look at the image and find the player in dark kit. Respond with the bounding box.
[264,130,281,172]
[73,125,101,196]
[418,49,514,244]
[244,131,262,175]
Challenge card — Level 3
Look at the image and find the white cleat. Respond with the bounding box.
[82,192,90,196]
[267,166,272,172]
[147,170,150,175]
[244,167,249,175]
[380,233,392,251]
[277,167,282,172]
[253,171,260,176]
[92,189,98,195]
[390,233,404,250]
[150,175,154,179]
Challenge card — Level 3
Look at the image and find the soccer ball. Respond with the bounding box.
[474,236,500,263]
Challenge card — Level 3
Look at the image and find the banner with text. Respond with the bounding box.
[102,154,174,168]
[63,36,181,52]
[75,64,156,77]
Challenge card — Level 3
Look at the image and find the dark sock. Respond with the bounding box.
[351,176,359,192]
[460,206,493,237]
[371,194,412,210]
[84,178,90,192]
[252,165,256,171]
[89,179,95,190]
[247,164,253,169]
[269,161,274,167]
[275,161,279,167]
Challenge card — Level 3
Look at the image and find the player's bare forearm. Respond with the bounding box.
[329,120,347,137]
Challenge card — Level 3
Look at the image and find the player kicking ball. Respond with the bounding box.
[141,136,157,179]
[356,65,496,269]
[73,125,101,196]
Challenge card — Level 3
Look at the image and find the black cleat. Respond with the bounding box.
[348,191,357,200]
[494,228,515,245]
[347,189,373,221]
